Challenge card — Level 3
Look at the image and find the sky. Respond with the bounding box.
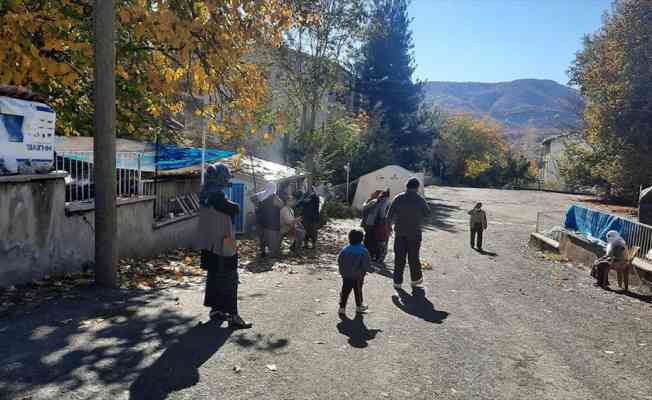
[408,0,613,85]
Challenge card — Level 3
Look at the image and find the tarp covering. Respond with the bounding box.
[59,144,235,172]
[564,204,624,243]
[154,145,234,171]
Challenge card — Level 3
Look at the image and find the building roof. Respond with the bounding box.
[54,135,303,182]
[55,136,156,153]
[158,154,304,183]
[0,85,47,102]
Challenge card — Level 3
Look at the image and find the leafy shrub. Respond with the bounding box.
[320,200,360,224]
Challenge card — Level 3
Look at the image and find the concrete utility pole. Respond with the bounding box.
[93,0,118,287]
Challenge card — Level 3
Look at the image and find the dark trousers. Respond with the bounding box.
[340,276,364,308]
[203,252,239,315]
[394,235,423,284]
[471,224,484,249]
[304,221,319,247]
[593,260,611,287]
[363,226,378,259]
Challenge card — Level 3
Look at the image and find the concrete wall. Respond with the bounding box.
[0,174,198,288]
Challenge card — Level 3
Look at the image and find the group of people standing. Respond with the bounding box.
[250,182,321,257]
[338,178,432,315]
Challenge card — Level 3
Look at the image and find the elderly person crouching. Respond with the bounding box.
[198,163,252,329]
[591,230,627,289]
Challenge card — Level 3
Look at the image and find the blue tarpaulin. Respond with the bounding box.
[153,145,235,171]
[59,144,235,172]
[564,204,624,243]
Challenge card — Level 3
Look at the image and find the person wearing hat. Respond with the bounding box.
[198,163,252,329]
[387,178,430,289]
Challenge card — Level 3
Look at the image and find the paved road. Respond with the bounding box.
[1,187,651,400]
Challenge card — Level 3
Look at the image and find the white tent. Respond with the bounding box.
[352,165,425,210]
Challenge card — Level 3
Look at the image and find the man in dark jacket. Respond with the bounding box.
[387,178,430,289]
[300,189,321,249]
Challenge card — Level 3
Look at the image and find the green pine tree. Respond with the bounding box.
[355,0,430,168]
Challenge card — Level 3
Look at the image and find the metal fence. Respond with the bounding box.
[621,218,652,260]
[54,151,146,203]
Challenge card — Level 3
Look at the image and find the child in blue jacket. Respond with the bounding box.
[338,229,374,316]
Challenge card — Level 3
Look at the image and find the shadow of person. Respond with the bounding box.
[336,314,382,349]
[129,320,231,400]
[473,248,498,257]
[392,287,449,324]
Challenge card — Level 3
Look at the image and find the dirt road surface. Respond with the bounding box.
[1,187,651,400]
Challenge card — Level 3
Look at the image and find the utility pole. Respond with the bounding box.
[93,0,118,287]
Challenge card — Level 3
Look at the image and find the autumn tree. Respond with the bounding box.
[568,0,652,201]
[0,1,292,141]
[433,113,518,187]
[276,0,367,176]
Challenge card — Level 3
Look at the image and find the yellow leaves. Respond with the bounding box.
[119,9,131,24]
[147,104,161,117]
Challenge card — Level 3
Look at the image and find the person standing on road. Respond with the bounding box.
[280,196,306,253]
[338,229,374,316]
[300,188,321,249]
[387,178,430,289]
[468,202,488,251]
[361,190,382,260]
[374,189,392,264]
[253,182,283,257]
[198,163,252,329]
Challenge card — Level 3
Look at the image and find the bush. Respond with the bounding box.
[320,200,360,225]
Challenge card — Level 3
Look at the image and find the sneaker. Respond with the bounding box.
[356,305,369,314]
[411,278,423,288]
[338,307,346,315]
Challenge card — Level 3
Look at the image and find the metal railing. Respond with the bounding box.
[54,151,146,203]
[621,218,652,260]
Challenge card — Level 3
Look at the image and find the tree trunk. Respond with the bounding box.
[93,0,118,287]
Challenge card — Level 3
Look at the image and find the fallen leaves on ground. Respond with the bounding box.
[0,222,350,318]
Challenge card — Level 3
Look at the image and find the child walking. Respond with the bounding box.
[338,229,374,316]
[468,202,488,250]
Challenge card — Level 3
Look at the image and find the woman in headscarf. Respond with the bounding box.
[361,190,383,260]
[251,182,283,257]
[373,189,392,263]
[199,163,251,329]
[591,230,627,288]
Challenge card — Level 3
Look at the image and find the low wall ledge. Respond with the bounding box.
[0,173,67,184]
[65,196,156,215]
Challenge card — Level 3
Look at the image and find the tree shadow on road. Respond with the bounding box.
[336,314,382,349]
[423,200,461,233]
[0,286,290,400]
[129,321,231,400]
[392,287,449,324]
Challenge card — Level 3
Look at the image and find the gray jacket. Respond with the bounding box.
[387,189,430,239]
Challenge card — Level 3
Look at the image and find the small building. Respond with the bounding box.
[156,155,308,233]
[54,135,307,233]
[352,165,425,210]
[540,132,586,191]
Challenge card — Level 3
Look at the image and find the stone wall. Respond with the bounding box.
[0,174,198,288]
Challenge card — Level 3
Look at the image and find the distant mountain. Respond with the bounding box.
[422,79,585,155]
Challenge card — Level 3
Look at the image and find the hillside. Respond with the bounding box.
[422,79,585,155]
